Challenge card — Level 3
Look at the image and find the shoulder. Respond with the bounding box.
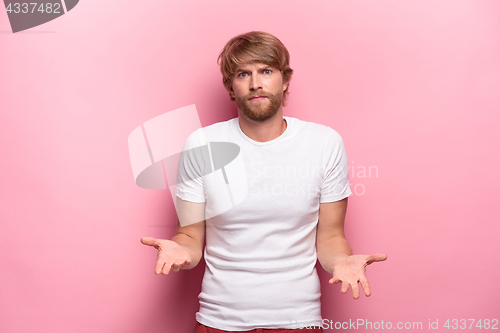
[287,117,344,143]
[182,118,236,149]
[201,118,235,135]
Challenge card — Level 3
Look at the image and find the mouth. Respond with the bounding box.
[248,96,268,101]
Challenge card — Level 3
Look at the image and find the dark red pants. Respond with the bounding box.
[195,321,324,332]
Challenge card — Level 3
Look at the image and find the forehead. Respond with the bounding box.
[234,62,275,71]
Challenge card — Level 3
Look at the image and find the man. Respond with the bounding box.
[141,31,387,332]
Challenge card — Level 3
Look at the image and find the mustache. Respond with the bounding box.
[247,93,270,99]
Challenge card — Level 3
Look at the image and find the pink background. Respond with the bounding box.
[1,0,499,332]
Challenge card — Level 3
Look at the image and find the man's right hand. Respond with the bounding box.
[140,237,192,275]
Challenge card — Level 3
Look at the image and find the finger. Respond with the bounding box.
[366,253,388,265]
[155,261,166,275]
[161,262,172,275]
[173,259,191,272]
[340,281,350,294]
[351,281,361,300]
[141,237,159,248]
[329,276,341,284]
[360,276,371,297]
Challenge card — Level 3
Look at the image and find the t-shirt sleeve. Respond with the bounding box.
[319,128,352,203]
[175,129,207,203]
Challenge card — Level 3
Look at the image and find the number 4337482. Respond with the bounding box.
[443,319,498,330]
[6,3,62,14]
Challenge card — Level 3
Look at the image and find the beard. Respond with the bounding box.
[235,90,283,122]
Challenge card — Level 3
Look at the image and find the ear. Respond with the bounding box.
[283,81,289,92]
[228,86,235,100]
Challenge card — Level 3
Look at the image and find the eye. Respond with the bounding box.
[238,72,248,78]
[264,69,272,74]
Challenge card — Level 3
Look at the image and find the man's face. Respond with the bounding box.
[231,62,289,122]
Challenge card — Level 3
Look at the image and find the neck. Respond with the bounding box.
[237,108,287,142]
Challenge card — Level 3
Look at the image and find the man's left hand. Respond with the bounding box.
[329,253,387,299]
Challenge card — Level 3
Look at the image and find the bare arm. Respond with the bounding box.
[316,198,387,299]
[141,199,205,275]
[171,216,205,269]
[316,198,352,275]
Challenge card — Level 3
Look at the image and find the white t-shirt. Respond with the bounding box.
[175,116,351,331]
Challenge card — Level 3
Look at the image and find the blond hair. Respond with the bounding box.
[217,31,293,104]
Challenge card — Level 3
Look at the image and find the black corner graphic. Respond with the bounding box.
[3,0,79,33]
[64,0,77,11]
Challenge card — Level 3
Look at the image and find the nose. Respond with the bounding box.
[249,71,262,91]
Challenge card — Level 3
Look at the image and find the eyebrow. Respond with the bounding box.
[235,65,273,74]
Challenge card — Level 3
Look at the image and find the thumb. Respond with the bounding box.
[366,253,388,265]
[140,236,159,248]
